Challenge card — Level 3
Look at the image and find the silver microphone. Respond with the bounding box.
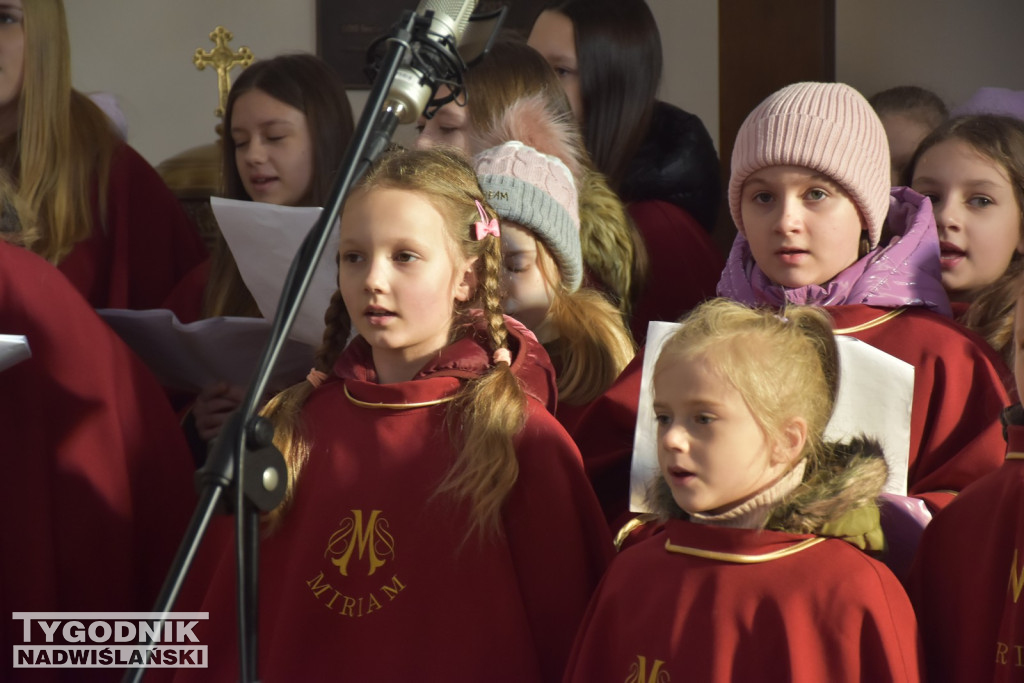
[384,0,478,124]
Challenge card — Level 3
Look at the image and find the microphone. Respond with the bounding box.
[379,0,478,124]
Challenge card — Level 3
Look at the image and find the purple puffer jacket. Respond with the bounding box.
[717,186,952,317]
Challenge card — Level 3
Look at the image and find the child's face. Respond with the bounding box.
[879,112,933,186]
[911,138,1023,303]
[653,352,792,516]
[231,89,315,207]
[740,166,864,289]
[338,188,475,382]
[500,223,556,335]
[414,86,474,155]
[527,11,583,123]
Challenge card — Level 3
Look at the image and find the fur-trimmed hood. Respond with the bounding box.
[766,437,888,544]
[650,437,888,548]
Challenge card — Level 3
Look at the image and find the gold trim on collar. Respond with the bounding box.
[1007,452,1024,461]
[343,384,456,410]
[613,514,661,551]
[832,307,905,335]
[664,536,826,563]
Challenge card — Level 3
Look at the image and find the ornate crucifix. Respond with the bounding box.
[193,26,254,118]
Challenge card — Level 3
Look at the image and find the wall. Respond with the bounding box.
[66,0,1024,167]
[65,0,318,166]
[835,0,1024,112]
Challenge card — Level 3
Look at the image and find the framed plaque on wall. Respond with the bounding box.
[316,0,549,89]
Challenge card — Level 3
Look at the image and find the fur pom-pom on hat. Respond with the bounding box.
[728,82,891,248]
[472,94,584,179]
[473,95,584,290]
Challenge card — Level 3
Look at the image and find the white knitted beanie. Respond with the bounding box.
[474,141,583,290]
[728,82,891,248]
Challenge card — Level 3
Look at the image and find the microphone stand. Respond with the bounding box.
[122,10,421,683]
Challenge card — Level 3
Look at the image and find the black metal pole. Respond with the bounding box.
[120,11,417,683]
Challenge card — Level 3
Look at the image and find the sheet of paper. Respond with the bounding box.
[629,322,915,514]
[0,334,31,373]
[211,197,339,348]
[99,308,315,394]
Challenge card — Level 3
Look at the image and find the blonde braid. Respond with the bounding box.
[314,288,352,372]
[479,236,510,355]
[439,232,527,541]
[262,287,352,530]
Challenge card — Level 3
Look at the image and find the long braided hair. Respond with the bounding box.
[263,148,527,538]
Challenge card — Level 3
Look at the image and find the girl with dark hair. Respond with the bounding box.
[528,0,721,231]
[169,52,355,322]
[164,52,355,444]
[528,1,725,341]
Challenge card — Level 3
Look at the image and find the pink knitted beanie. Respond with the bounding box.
[475,141,582,290]
[728,82,891,248]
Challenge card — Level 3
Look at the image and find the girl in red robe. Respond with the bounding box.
[908,280,1024,682]
[564,299,921,683]
[904,114,1024,372]
[472,96,635,433]
[0,239,201,680]
[162,53,356,446]
[0,0,206,310]
[176,148,612,682]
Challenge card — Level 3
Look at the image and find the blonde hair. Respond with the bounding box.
[11,0,118,263]
[962,259,1024,367]
[528,237,635,405]
[648,300,839,516]
[263,148,527,540]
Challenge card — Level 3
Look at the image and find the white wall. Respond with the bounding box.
[66,0,318,166]
[835,0,1024,112]
[649,0,719,152]
[65,1,1024,167]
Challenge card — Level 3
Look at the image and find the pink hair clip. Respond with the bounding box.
[492,347,512,366]
[306,368,329,389]
[474,199,500,240]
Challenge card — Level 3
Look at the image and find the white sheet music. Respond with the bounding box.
[211,197,340,348]
[99,309,315,394]
[0,334,30,373]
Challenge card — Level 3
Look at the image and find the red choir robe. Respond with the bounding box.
[908,422,1024,682]
[160,259,211,325]
[56,143,208,310]
[828,305,1010,510]
[176,322,612,683]
[564,519,921,683]
[627,200,724,344]
[0,242,200,679]
[554,400,589,435]
[573,303,1011,528]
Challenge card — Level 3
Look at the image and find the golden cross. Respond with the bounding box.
[193,26,254,118]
